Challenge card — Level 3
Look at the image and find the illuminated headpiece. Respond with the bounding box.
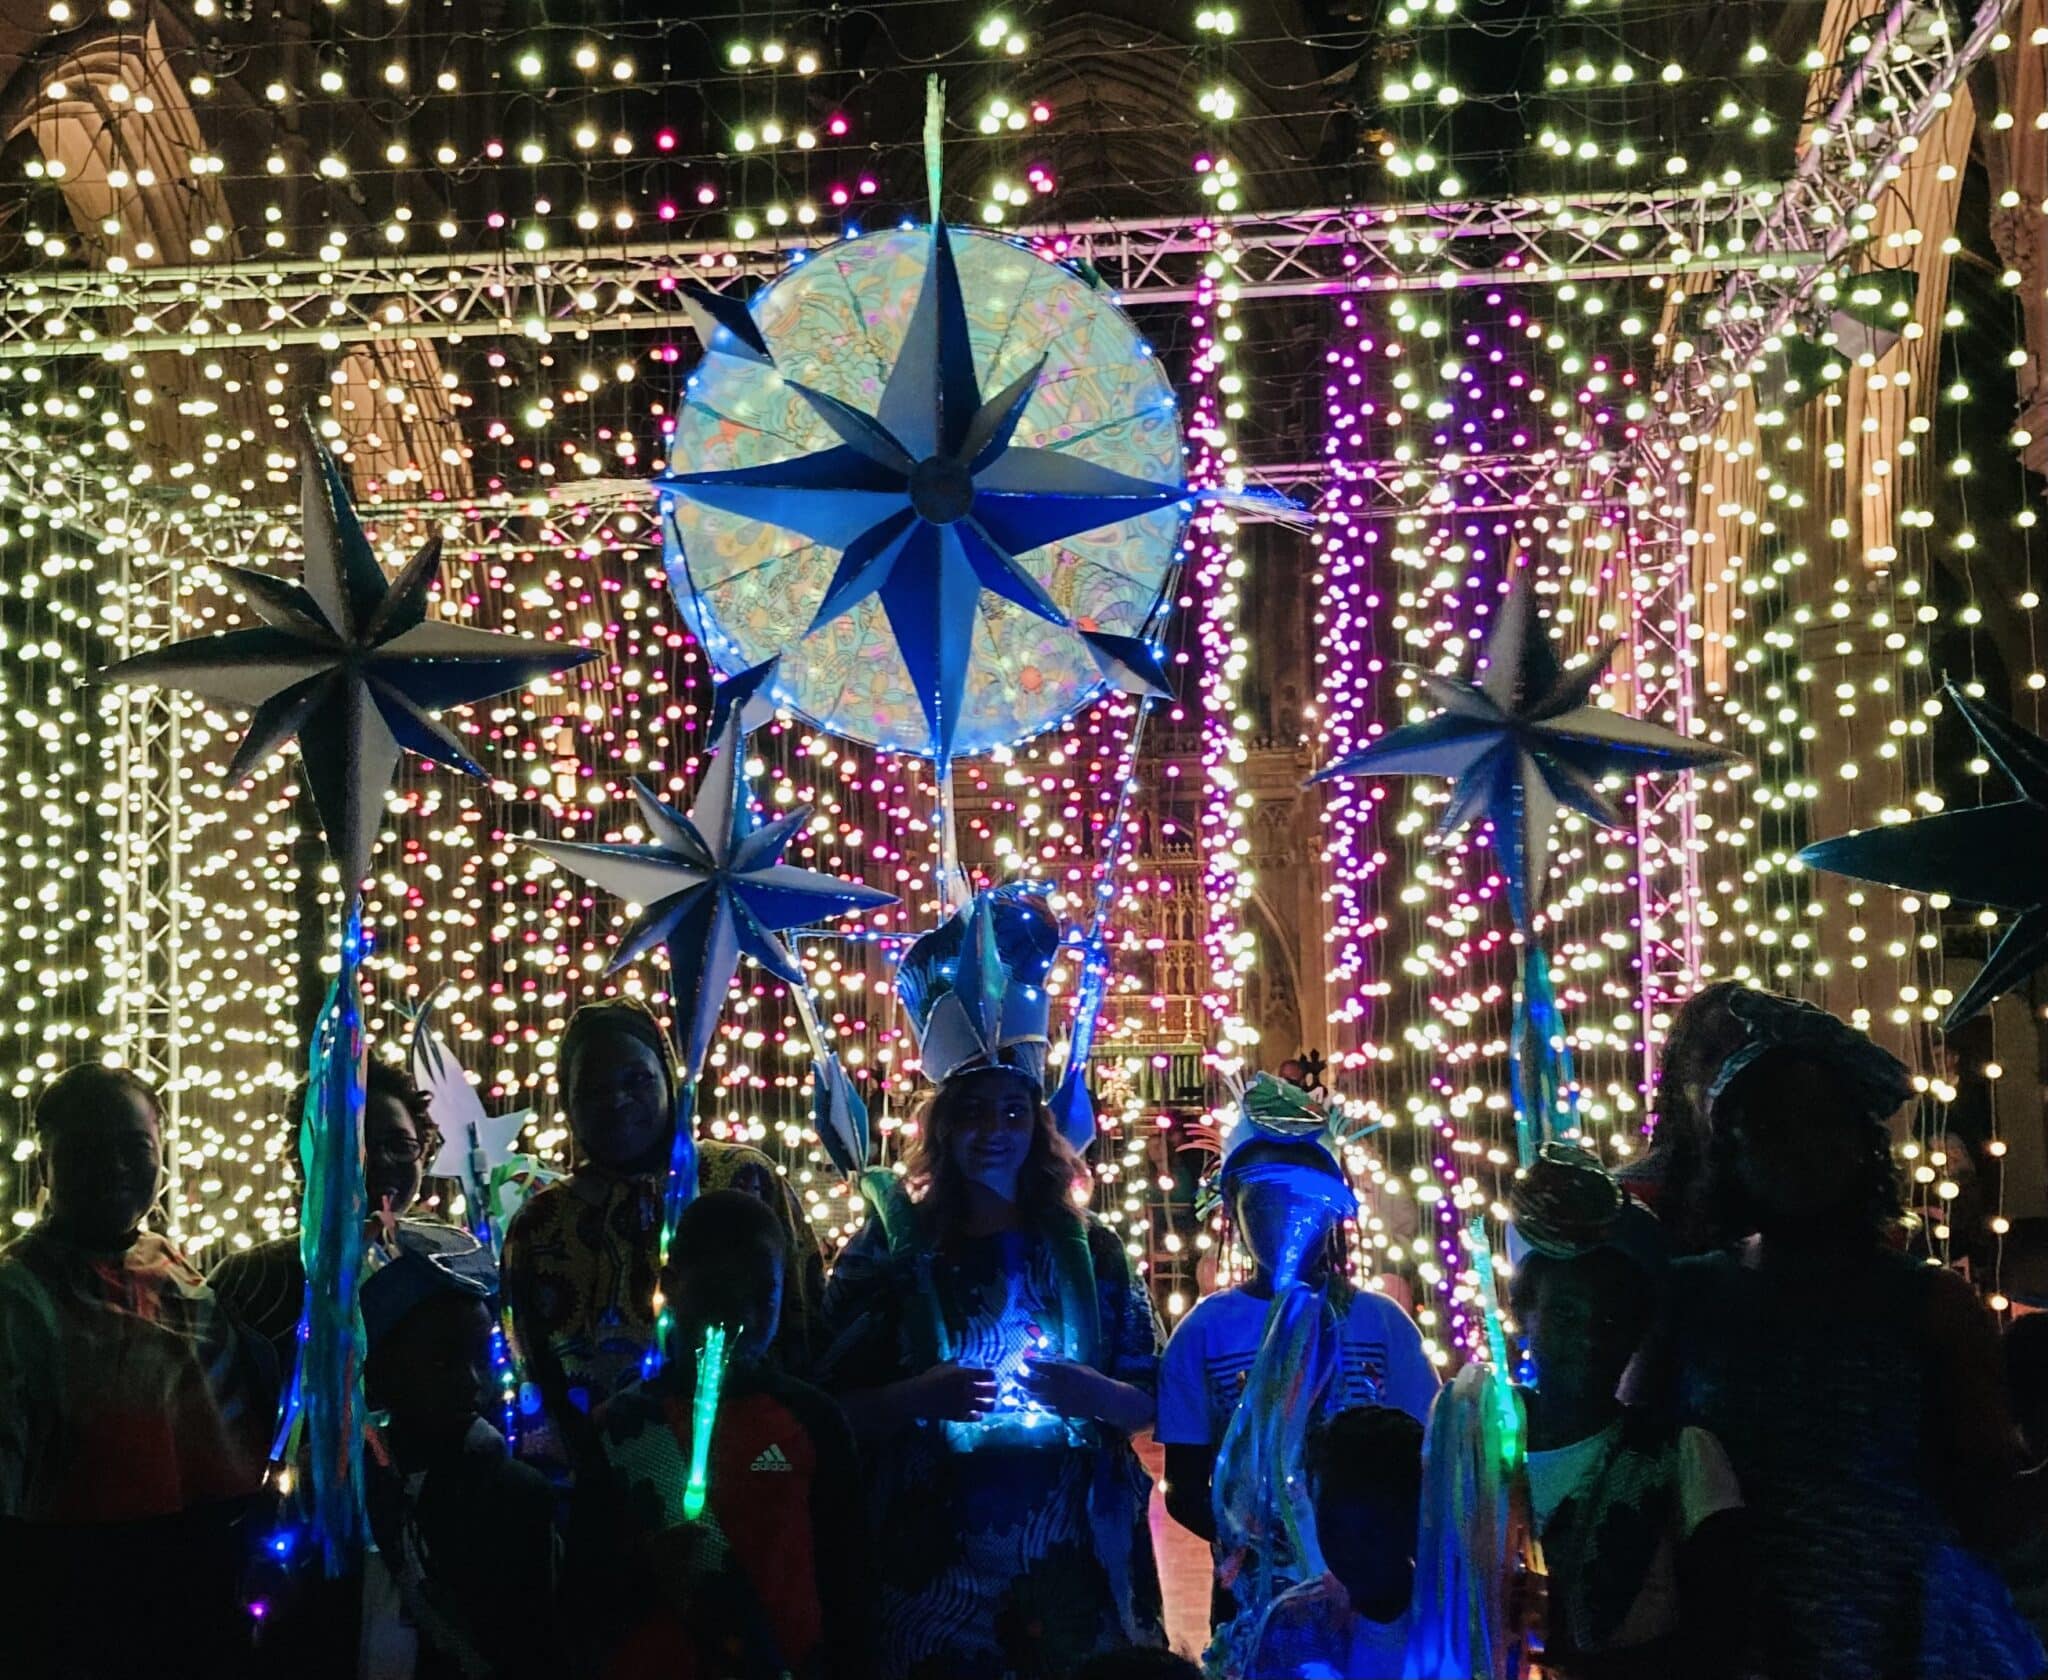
[1203,1072,1369,1230]
[896,885,1060,1089]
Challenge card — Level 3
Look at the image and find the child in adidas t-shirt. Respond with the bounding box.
[571,1191,871,1680]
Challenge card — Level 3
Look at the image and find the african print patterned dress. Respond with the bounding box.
[501,1167,662,1414]
[822,1213,1166,1680]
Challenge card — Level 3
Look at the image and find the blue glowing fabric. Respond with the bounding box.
[1404,1367,1532,1680]
[295,904,368,1575]
[1209,1282,1340,1676]
[1509,945,1576,1165]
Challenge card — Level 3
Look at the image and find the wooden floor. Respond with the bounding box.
[1139,1435,1214,1661]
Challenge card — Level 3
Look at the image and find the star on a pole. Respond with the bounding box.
[99,433,596,890]
[1312,575,1739,931]
[656,221,1209,763]
[1800,682,2048,1029]
[527,715,897,1078]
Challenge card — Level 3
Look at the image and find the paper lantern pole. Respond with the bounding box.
[527,709,896,1365]
[96,426,596,1573]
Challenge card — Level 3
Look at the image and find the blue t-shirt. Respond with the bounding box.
[1155,1284,1438,1447]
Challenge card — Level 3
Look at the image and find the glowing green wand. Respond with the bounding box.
[683,1323,733,1521]
[1468,1216,1524,1470]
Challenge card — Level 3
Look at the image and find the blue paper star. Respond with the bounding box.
[657,222,1205,763]
[99,433,596,889]
[1313,576,1738,931]
[528,715,897,1077]
[1800,682,2048,1029]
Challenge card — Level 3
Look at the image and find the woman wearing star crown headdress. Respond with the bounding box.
[818,887,1167,1679]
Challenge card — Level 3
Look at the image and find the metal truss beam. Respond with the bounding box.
[103,540,187,1234]
[1661,0,2021,432]
[0,185,1808,363]
[166,452,1599,541]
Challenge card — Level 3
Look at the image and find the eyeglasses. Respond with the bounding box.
[367,1133,430,1166]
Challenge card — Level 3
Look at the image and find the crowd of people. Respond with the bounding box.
[6,965,2048,1680]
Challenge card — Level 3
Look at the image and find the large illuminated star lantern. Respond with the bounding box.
[1313,576,1740,931]
[100,436,596,889]
[1800,682,2048,1029]
[527,713,897,1079]
[658,223,1231,763]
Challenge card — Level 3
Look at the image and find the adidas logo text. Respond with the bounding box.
[750,1444,792,1472]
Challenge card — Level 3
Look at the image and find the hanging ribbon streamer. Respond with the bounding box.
[790,982,870,1178]
[291,897,369,1576]
[1405,1367,1533,1680]
[643,1081,700,1381]
[683,1322,733,1521]
[1049,692,1158,1152]
[1048,937,1109,1152]
[1208,1282,1339,1675]
[1468,1217,1524,1468]
[1509,943,1575,1166]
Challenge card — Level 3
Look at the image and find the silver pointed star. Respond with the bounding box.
[1313,575,1739,931]
[528,714,897,1077]
[99,432,596,890]
[1800,682,2048,1029]
[657,222,1211,763]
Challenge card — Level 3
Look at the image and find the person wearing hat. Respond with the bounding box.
[1156,1075,1438,1640]
[501,1001,834,1447]
[1508,1143,1745,1678]
[1647,991,2045,1680]
[356,1226,561,1680]
[502,999,678,1429]
[697,1135,831,1381]
[819,888,1167,1679]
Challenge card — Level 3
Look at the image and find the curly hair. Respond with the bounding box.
[903,1068,1084,1237]
[1706,1046,1904,1243]
[278,1057,442,1180]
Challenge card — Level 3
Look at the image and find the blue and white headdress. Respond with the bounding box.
[1198,1071,1374,1222]
[896,885,1060,1089]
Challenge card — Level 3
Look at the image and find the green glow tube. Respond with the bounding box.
[683,1323,732,1521]
[1468,1217,1523,1470]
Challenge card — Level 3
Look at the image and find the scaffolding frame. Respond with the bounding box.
[27,0,2016,1125]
